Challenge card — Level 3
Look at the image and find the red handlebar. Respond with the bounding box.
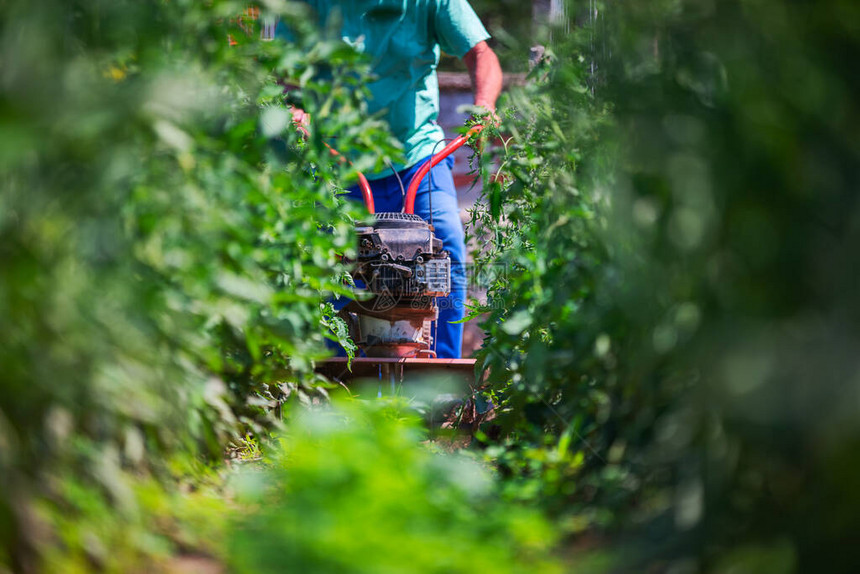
[326,124,484,216]
[403,124,484,215]
[355,172,374,214]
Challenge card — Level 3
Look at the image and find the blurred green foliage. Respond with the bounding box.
[230,399,561,574]
[34,469,230,573]
[471,0,860,571]
[0,0,396,569]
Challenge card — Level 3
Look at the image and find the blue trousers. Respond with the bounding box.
[342,155,466,359]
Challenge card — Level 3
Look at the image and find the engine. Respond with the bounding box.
[344,212,451,358]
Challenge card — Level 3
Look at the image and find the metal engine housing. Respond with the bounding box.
[346,212,451,358]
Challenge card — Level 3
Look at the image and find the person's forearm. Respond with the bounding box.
[463,41,503,112]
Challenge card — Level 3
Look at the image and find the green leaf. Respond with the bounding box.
[502,310,532,335]
[260,106,291,138]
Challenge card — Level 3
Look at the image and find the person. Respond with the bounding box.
[280,1,503,359]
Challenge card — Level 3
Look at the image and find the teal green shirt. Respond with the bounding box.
[297,0,490,178]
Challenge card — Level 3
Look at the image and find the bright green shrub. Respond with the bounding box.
[230,399,561,574]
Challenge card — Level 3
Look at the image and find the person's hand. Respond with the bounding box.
[472,103,501,129]
[289,106,310,136]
